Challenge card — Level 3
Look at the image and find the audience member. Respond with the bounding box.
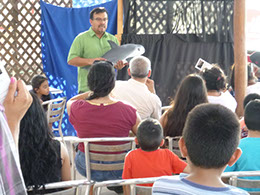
[112,56,162,120]
[67,7,125,93]
[201,64,237,112]
[19,92,71,193]
[1,77,32,195]
[122,118,188,194]
[225,100,260,192]
[67,61,141,182]
[160,74,208,137]
[240,93,260,138]
[31,75,52,103]
[246,64,260,95]
[153,103,248,195]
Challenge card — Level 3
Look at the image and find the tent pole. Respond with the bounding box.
[234,0,247,117]
[116,0,123,45]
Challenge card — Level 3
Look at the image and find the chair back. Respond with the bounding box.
[93,176,165,195]
[83,137,135,181]
[43,187,77,195]
[165,136,184,160]
[27,179,92,195]
[64,137,136,181]
[42,97,66,142]
[135,185,152,195]
[229,175,260,194]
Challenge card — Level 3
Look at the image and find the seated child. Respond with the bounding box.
[122,118,188,192]
[239,93,260,138]
[31,75,52,103]
[226,99,260,191]
[153,103,249,195]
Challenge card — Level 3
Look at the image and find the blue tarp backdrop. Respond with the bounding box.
[40,0,118,135]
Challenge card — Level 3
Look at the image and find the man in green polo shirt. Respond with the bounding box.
[67,7,124,93]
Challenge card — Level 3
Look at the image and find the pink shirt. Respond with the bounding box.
[69,100,137,152]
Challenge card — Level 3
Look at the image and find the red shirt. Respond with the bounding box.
[69,100,137,152]
[122,148,187,186]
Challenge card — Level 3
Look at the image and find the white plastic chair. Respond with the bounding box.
[42,97,66,143]
[63,137,136,194]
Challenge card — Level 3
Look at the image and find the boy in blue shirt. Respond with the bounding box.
[225,100,260,191]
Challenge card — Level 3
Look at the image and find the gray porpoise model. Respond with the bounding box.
[102,40,145,64]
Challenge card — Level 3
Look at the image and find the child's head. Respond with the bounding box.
[243,93,260,108]
[201,65,226,91]
[31,75,49,96]
[245,100,260,131]
[181,103,240,169]
[137,118,163,151]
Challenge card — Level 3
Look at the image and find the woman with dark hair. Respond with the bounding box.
[201,64,237,112]
[19,92,71,192]
[67,61,141,182]
[160,74,208,137]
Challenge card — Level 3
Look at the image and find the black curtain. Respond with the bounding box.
[118,0,234,106]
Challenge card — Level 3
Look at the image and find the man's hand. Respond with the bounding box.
[145,78,156,94]
[3,77,32,145]
[114,60,128,70]
[91,57,107,64]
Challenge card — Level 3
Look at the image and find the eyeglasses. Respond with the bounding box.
[93,18,108,22]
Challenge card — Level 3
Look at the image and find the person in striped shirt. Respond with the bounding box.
[153,103,249,195]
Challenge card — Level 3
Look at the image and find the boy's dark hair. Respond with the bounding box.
[244,100,260,131]
[137,119,163,151]
[183,103,240,168]
[90,7,108,20]
[243,93,260,108]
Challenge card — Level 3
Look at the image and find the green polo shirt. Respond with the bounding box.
[67,27,119,93]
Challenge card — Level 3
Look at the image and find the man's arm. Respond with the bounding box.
[145,78,156,94]
[68,57,107,67]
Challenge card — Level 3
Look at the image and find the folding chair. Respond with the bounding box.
[27,179,92,195]
[42,97,66,143]
[93,176,171,195]
[165,136,186,161]
[64,137,136,194]
[229,175,260,194]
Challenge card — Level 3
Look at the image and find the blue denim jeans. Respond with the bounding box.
[75,150,123,181]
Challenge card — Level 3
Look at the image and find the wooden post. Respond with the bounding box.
[115,0,123,45]
[234,0,247,117]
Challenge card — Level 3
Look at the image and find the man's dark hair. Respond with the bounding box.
[245,100,260,131]
[90,7,108,20]
[183,103,240,168]
[87,61,115,100]
[137,119,163,151]
[243,93,260,108]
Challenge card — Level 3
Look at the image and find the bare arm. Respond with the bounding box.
[68,57,106,67]
[123,185,130,195]
[145,78,156,94]
[60,142,71,181]
[131,112,141,135]
[159,111,168,129]
[67,92,91,116]
[3,78,32,146]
